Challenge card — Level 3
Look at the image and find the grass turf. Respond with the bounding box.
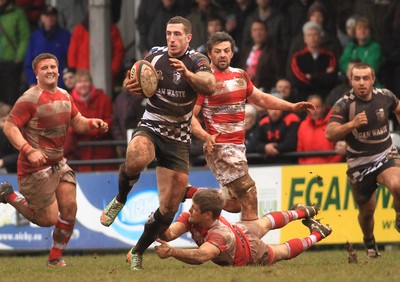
[0,248,399,282]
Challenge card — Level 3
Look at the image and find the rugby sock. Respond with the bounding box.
[265,211,300,229]
[181,185,199,202]
[132,208,173,255]
[48,217,74,261]
[363,235,377,249]
[116,162,140,203]
[284,234,319,259]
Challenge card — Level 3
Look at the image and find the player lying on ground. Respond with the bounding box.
[150,189,332,267]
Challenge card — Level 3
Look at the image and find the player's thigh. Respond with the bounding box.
[157,167,188,215]
[377,166,400,195]
[126,134,155,168]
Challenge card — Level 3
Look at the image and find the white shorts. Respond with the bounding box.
[205,143,248,186]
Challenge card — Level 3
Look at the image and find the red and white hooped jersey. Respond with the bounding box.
[196,67,254,144]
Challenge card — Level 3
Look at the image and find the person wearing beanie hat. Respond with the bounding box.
[23,5,70,89]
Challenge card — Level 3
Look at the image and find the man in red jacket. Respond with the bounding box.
[297,95,345,164]
[67,15,124,86]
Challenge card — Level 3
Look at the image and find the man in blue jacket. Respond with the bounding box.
[24,5,70,88]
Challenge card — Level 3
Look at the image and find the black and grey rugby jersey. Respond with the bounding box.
[329,88,399,169]
[140,46,212,144]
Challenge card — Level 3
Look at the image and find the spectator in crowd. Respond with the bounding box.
[289,21,338,101]
[286,0,314,43]
[24,6,70,89]
[0,0,30,106]
[242,0,290,53]
[186,0,226,51]
[55,0,88,31]
[64,70,116,172]
[61,67,77,93]
[15,0,45,31]
[136,0,188,58]
[224,0,257,53]
[384,0,400,98]
[337,15,357,50]
[111,90,146,158]
[272,78,300,103]
[297,95,345,165]
[240,19,285,92]
[244,103,259,154]
[253,93,301,164]
[339,17,384,86]
[67,12,124,87]
[0,102,17,173]
[197,15,224,55]
[287,1,342,70]
[326,59,361,108]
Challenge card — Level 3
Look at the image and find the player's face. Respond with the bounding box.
[350,67,375,100]
[166,23,191,58]
[36,59,59,89]
[188,202,206,226]
[209,41,233,72]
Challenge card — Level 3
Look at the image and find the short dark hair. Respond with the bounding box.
[167,16,192,34]
[206,31,236,54]
[32,53,59,74]
[350,62,375,79]
[192,189,225,219]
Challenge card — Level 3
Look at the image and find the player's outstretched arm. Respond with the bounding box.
[155,240,220,265]
[70,113,108,135]
[159,222,188,242]
[248,87,315,113]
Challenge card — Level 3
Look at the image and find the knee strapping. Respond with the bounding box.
[226,174,256,198]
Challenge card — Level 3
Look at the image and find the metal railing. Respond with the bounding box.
[67,140,342,167]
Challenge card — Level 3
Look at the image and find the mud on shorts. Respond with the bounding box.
[235,221,269,265]
[347,156,396,205]
[18,158,76,210]
[133,126,190,174]
[205,143,249,187]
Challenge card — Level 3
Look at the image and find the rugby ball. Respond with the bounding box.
[130,60,158,98]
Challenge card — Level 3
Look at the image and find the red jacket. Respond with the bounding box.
[64,87,117,171]
[67,23,124,78]
[297,109,343,164]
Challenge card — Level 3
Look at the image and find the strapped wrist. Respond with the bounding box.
[88,119,96,129]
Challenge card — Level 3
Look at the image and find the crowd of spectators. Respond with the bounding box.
[1,0,400,172]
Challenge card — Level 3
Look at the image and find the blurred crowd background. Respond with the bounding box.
[1,0,399,173]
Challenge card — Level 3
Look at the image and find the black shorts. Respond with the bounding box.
[348,159,395,205]
[133,126,190,174]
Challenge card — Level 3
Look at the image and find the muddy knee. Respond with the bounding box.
[226,174,256,199]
